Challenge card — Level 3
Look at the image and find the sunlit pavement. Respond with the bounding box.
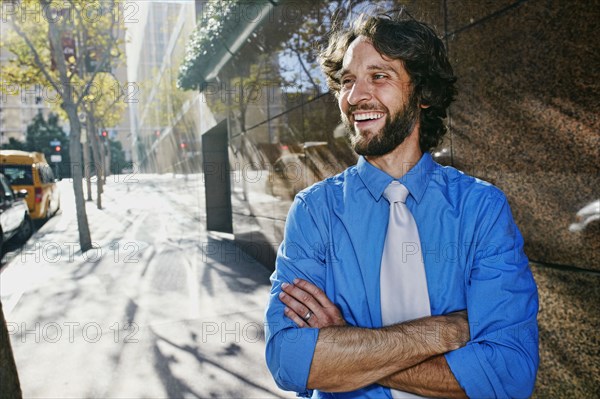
[1,174,293,398]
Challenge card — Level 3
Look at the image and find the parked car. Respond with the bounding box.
[0,173,33,257]
[0,150,60,220]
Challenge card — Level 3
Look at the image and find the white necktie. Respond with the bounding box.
[380,182,432,399]
[380,181,431,325]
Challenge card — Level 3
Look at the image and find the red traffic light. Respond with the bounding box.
[101,130,108,137]
[180,142,187,149]
[54,145,61,152]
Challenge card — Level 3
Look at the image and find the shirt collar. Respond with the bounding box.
[357,152,435,204]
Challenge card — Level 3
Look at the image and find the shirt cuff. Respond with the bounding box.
[273,327,319,395]
[445,343,500,399]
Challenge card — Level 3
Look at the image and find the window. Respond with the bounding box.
[0,176,14,201]
[0,165,33,185]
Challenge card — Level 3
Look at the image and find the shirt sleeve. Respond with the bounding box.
[445,192,539,398]
[264,195,328,396]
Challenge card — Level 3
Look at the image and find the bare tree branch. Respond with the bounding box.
[292,46,320,94]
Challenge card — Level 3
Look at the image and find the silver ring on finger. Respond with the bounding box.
[304,311,312,321]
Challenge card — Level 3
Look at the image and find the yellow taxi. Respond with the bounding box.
[0,150,60,220]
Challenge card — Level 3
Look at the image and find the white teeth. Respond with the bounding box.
[354,112,383,121]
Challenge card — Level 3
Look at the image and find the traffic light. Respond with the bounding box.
[49,140,61,152]
[180,142,187,150]
[49,140,63,163]
[101,130,108,138]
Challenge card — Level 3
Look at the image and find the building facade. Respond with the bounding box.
[176,1,599,396]
[180,0,600,270]
[0,20,58,146]
[125,0,206,175]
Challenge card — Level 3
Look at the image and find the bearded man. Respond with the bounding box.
[264,10,539,399]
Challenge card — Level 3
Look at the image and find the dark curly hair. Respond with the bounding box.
[319,11,457,153]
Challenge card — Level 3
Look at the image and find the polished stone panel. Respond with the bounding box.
[445,0,516,33]
[530,265,600,397]
[401,0,446,31]
[226,0,600,268]
[447,0,599,270]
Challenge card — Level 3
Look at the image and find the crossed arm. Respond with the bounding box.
[279,279,469,397]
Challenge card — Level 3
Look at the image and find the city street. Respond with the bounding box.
[1,174,292,398]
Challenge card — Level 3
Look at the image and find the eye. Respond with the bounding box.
[373,73,387,81]
[341,77,354,88]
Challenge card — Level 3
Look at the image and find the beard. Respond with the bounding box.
[343,93,419,157]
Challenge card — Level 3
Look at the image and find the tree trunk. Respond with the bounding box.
[46,6,92,252]
[87,111,103,209]
[65,104,93,252]
[83,135,92,201]
[101,141,107,185]
[0,301,22,398]
[105,139,112,180]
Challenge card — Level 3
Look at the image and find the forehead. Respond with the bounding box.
[342,36,405,74]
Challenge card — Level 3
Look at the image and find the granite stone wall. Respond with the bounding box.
[445,0,599,271]
[225,1,599,396]
[440,1,600,396]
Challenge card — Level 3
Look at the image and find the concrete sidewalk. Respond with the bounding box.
[1,175,293,398]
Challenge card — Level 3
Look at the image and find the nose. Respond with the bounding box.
[346,79,372,106]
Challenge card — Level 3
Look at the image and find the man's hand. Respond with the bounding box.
[279,278,347,328]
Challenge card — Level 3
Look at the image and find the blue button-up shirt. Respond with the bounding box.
[265,153,539,398]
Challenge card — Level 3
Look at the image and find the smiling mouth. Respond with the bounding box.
[353,112,385,122]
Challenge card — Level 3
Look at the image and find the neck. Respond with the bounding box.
[365,130,423,179]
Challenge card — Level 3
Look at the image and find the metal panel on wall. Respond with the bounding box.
[202,119,233,233]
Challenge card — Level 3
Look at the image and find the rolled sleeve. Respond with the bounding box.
[446,193,539,398]
[265,195,328,395]
[264,309,319,394]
